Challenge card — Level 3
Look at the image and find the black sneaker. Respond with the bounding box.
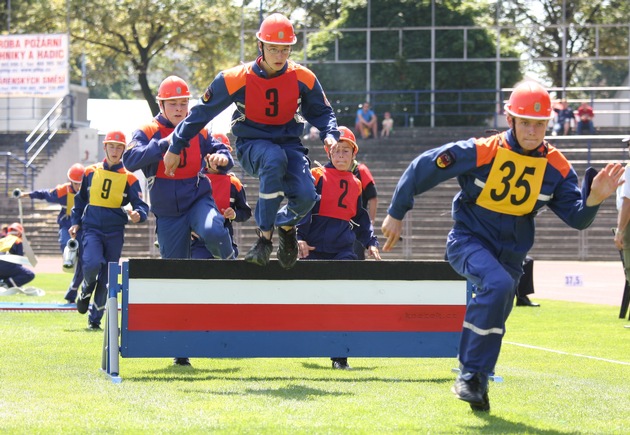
[87,322,101,331]
[470,391,490,412]
[173,357,192,367]
[331,358,351,370]
[76,292,92,315]
[277,227,298,269]
[451,372,489,407]
[244,230,273,266]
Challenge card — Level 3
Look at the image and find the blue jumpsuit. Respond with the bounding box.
[387,130,600,375]
[123,115,235,259]
[0,235,35,288]
[297,163,378,260]
[71,160,148,327]
[171,57,339,232]
[191,171,252,259]
[28,183,83,302]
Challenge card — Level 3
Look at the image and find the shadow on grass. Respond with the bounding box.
[466,412,571,435]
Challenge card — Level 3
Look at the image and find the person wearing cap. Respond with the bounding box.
[123,75,235,266]
[70,131,148,331]
[0,223,35,290]
[381,81,624,411]
[19,163,86,303]
[614,136,630,285]
[296,126,380,370]
[166,13,340,270]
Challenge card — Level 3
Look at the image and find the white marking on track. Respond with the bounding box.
[504,341,630,366]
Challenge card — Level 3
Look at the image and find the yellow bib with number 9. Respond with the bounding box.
[89,169,126,208]
[476,147,547,216]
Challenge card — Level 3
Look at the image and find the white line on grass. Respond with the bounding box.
[504,341,630,366]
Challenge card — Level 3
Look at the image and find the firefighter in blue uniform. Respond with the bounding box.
[123,76,235,261]
[381,81,624,411]
[296,126,380,370]
[20,163,85,303]
[70,131,148,330]
[0,223,35,289]
[166,13,340,270]
[191,133,252,259]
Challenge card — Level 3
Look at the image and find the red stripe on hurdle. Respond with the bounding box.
[127,304,466,332]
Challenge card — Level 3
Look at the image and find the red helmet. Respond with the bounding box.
[8,222,23,237]
[256,13,297,45]
[326,126,359,155]
[67,163,85,183]
[212,133,232,151]
[103,130,126,146]
[504,81,554,120]
[157,76,192,101]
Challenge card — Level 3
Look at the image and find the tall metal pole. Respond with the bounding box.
[430,0,435,128]
[366,0,371,101]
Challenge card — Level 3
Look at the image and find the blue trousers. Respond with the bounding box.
[61,227,84,302]
[236,139,317,231]
[81,227,124,326]
[0,261,35,287]
[156,195,234,259]
[446,229,522,375]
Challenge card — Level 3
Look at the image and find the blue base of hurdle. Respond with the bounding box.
[103,259,470,382]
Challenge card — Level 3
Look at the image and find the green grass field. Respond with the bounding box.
[0,274,628,434]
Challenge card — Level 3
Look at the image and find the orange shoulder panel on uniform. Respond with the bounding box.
[289,62,316,90]
[311,166,325,184]
[55,183,70,198]
[199,127,209,140]
[84,164,99,176]
[474,135,501,167]
[223,64,249,96]
[229,174,244,191]
[545,144,572,178]
[138,120,160,139]
[124,169,139,186]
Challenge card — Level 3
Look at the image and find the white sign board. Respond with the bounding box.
[0,33,69,97]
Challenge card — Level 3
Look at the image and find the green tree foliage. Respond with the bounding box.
[305,0,521,126]
[500,0,630,92]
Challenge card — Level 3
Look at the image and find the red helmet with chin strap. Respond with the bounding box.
[325,126,358,155]
[504,81,554,120]
[212,133,232,152]
[157,76,192,101]
[8,222,23,237]
[67,163,85,183]
[256,13,297,45]
[103,130,126,146]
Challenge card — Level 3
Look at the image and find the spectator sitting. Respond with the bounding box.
[381,111,393,138]
[355,102,378,139]
[576,102,596,135]
[552,99,575,136]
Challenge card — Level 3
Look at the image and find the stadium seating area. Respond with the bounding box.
[0,126,625,261]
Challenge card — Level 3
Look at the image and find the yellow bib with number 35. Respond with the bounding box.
[476,147,547,216]
[89,169,127,208]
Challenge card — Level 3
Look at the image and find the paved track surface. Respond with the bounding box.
[27,256,626,308]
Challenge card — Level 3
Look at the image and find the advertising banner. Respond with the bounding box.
[0,33,69,97]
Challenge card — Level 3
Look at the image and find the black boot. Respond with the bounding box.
[244,229,273,266]
[277,227,298,269]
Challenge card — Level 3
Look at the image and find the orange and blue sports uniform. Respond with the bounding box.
[191,171,252,259]
[387,129,600,377]
[0,234,35,288]
[71,160,148,327]
[28,183,84,302]
[123,114,235,259]
[351,161,378,259]
[171,57,340,232]
[297,163,378,259]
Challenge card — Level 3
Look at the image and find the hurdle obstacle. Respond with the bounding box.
[103,259,469,382]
